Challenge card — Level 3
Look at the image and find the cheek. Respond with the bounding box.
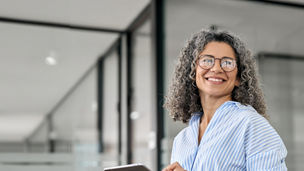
[196,67,208,76]
[195,69,200,81]
[195,68,208,85]
[195,68,203,81]
[195,68,201,85]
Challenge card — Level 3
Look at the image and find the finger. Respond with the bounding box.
[166,162,179,170]
[162,166,172,171]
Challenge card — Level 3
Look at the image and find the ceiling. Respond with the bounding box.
[0,0,150,30]
[0,0,150,142]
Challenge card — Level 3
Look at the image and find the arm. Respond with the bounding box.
[245,113,287,170]
[170,137,176,164]
[164,138,186,171]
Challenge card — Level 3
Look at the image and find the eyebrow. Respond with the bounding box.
[199,54,235,59]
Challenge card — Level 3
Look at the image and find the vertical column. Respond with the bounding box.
[97,59,104,153]
[151,0,165,170]
[48,115,55,153]
[117,37,122,165]
[126,32,133,164]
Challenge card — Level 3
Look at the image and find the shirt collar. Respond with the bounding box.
[189,100,256,124]
[189,101,249,123]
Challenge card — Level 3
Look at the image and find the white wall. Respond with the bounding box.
[260,57,304,170]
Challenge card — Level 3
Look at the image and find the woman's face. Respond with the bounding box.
[195,41,240,99]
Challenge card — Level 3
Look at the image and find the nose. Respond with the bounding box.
[210,60,223,73]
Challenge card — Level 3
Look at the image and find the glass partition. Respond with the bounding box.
[130,18,156,170]
[0,20,118,170]
[101,49,120,167]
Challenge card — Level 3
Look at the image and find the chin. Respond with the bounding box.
[200,89,231,98]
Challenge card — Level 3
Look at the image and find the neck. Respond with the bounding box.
[199,93,232,124]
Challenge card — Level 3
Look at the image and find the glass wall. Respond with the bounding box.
[101,49,120,167]
[0,1,154,170]
[130,18,156,170]
[0,21,118,170]
[51,67,98,153]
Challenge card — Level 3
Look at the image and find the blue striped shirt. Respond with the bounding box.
[170,101,287,171]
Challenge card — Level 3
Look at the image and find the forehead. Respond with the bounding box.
[199,41,236,59]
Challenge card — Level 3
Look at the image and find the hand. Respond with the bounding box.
[162,162,186,171]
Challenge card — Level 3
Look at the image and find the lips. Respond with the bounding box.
[205,76,226,82]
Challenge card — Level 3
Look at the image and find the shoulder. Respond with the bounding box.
[228,102,285,149]
[234,103,287,158]
[238,107,288,169]
[232,102,279,141]
[231,102,268,126]
[218,101,265,128]
[229,102,287,168]
[236,103,273,134]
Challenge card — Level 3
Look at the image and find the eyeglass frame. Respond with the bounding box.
[197,54,237,72]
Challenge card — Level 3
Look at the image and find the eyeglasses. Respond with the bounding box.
[197,55,237,72]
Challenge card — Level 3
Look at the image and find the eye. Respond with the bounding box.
[201,57,214,66]
[221,58,234,68]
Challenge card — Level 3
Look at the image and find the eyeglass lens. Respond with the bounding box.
[198,56,236,71]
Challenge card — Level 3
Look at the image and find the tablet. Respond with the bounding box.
[104,163,150,171]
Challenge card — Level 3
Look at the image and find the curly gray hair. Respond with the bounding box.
[164,29,267,123]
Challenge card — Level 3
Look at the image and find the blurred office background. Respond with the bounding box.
[0,0,303,171]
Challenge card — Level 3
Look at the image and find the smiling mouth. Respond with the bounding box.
[206,77,225,82]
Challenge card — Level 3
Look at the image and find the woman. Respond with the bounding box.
[163,29,287,171]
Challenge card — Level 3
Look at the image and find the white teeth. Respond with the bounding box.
[208,78,223,82]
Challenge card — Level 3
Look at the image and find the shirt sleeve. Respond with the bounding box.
[244,112,287,171]
[170,137,177,164]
